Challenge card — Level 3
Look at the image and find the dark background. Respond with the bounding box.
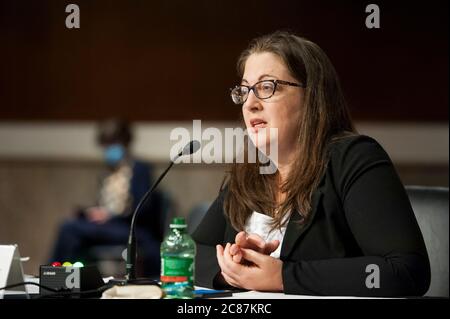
[0,0,448,122]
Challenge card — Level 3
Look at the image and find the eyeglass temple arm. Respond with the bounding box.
[276,80,306,88]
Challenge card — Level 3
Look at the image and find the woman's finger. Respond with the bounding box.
[223,243,235,264]
[223,243,244,277]
[241,248,266,266]
[216,244,226,270]
[264,239,280,255]
[235,231,247,247]
[232,251,242,263]
[230,243,240,255]
[246,233,266,251]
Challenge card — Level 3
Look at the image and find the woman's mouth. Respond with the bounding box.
[250,118,268,132]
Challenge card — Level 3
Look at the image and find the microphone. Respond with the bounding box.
[125,140,201,282]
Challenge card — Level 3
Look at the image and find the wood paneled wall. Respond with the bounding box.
[0,0,448,122]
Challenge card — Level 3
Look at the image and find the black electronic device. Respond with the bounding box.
[39,265,104,298]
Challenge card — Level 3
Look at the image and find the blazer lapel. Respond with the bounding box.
[280,184,325,259]
[223,171,326,257]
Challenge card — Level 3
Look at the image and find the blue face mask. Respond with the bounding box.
[104,144,126,166]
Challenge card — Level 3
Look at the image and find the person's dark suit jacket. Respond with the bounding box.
[192,135,430,297]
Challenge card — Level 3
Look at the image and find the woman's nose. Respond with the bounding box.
[243,90,263,112]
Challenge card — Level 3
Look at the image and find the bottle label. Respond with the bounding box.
[161,256,194,283]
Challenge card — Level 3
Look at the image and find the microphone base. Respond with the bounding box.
[107,277,160,286]
[107,278,128,286]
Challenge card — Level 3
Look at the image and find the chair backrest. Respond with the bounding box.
[405,185,449,297]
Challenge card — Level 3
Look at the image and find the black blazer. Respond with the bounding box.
[192,135,430,297]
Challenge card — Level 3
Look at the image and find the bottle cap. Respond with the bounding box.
[170,217,187,228]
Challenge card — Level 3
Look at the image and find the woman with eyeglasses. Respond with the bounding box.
[192,31,430,296]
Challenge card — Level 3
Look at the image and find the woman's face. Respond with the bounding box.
[242,52,304,160]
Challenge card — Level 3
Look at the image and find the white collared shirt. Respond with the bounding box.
[244,211,291,259]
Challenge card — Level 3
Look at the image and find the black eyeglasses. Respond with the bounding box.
[230,79,305,105]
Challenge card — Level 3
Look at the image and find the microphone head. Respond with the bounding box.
[183,140,201,155]
[182,140,201,156]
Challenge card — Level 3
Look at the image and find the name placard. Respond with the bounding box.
[0,245,27,299]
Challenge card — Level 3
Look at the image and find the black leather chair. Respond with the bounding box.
[405,185,449,297]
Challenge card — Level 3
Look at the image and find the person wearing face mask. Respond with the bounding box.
[49,119,166,277]
[192,31,430,297]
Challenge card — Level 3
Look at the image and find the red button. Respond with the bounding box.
[51,262,61,267]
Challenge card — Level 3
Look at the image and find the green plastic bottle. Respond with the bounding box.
[160,217,196,299]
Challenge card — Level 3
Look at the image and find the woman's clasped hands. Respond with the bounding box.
[216,231,284,291]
